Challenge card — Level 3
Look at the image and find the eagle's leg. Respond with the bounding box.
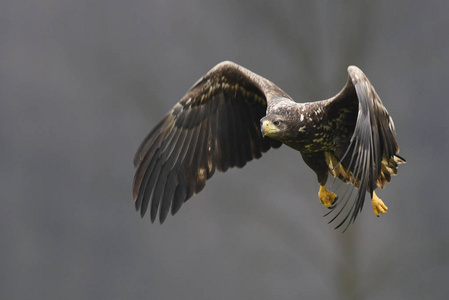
[318,185,337,208]
[371,191,388,216]
[301,152,337,208]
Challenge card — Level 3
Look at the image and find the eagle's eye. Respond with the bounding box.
[273,120,280,126]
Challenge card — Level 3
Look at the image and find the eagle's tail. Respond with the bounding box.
[325,152,405,190]
[376,154,406,189]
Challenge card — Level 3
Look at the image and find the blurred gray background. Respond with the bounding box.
[2,1,448,299]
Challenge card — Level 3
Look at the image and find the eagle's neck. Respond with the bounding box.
[284,101,334,153]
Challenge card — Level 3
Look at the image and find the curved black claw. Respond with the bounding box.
[328,196,338,209]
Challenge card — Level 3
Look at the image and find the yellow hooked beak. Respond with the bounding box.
[261,120,279,137]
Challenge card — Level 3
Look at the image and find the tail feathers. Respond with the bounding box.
[325,152,405,190]
[376,154,405,189]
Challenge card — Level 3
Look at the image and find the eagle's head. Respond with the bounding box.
[260,100,299,142]
[260,115,287,139]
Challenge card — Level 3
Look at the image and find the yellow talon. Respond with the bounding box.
[371,191,388,217]
[318,185,337,208]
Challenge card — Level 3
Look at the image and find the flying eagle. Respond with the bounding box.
[133,61,405,229]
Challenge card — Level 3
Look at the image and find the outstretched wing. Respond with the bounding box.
[324,66,404,229]
[133,61,283,223]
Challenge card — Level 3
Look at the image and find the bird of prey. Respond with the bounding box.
[133,61,405,229]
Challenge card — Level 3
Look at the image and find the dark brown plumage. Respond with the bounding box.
[133,61,405,229]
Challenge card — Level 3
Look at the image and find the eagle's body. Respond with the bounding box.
[133,61,405,229]
[264,100,347,153]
